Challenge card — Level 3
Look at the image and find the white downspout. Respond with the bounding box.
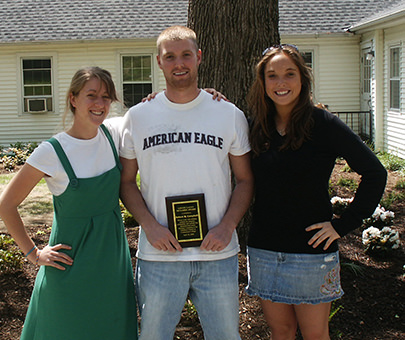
[374,29,384,151]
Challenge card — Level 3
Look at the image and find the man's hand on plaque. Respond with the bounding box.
[144,222,183,252]
[200,224,233,252]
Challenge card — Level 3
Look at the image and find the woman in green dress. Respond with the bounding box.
[0,67,138,339]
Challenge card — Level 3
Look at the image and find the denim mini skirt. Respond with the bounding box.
[246,247,344,305]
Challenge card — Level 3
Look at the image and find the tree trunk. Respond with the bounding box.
[188,0,279,253]
[188,0,279,113]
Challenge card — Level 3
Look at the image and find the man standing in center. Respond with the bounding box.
[119,25,254,339]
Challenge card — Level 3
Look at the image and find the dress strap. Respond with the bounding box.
[47,137,79,189]
[100,124,122,171]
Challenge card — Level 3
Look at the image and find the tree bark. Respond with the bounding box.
[188,0,279,252]
[188,0,279,113]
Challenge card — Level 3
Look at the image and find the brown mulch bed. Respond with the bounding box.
[1,160,404,339]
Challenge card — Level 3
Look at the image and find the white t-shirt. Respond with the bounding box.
[120,90,250,261]
[27,118,122,196]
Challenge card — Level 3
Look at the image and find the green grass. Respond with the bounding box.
[379,177,405,209]
[0,173,47,186]
[0,173,15,185]
[23,201,53,215]
[341,262,365,277]
[1,173,52,219]
[394,179,405,190]
[377,151,405,172]
[329,301,344,321]
[336,177,358,191]
[380,191,405,210]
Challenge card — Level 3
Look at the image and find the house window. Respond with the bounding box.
[22,58,53,113]
[363,54,372,94]
[301,51,313,69]
[389,46,400,110]
[122,55,152,108]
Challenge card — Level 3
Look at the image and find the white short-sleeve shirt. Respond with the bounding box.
[120,90,250,261]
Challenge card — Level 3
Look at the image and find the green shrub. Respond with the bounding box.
[0,142,38,171]
[362,226,401,257]
[0,234,14,248]
[183,298,198,320]
[0,155,18,171]
[120,202,139,228]
[119,173,141,228]
[0,234,24,273]
[328,180,335,197]
[9,141,39,153]
[340,163,353,173]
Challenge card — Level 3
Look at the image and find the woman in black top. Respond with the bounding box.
[245,44,387,339]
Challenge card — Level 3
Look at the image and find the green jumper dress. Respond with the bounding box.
[21,125,138,340]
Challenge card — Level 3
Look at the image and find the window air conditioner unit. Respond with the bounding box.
[27,98,47,113]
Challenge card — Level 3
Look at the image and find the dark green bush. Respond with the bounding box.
[0,142,38,171]
[120,202,139,228]
[0,234,24,273]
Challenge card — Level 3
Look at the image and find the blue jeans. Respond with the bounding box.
[135,255,241,340]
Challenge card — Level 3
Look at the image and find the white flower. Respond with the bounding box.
[372,205,385,218]
[362,225,401,253]
[390,233,400,242]
[331,196,352,204]
[331,196,341,204]
[362,227,380,244]
[365,226,380,237]
[381,226,392,234]
[381,211,395,221]
[381,234,390,243]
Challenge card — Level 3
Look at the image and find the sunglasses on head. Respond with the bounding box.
[262,44,299,56]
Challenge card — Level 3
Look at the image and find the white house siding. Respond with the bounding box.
[384,24,405,159]
[0,39,164,146]
[282,35,361,112]
[0,48,60,145]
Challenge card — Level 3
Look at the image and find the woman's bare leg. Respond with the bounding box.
[294,302,331,340]
[260,299,298,340]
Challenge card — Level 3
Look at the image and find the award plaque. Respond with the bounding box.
[165,193,208,247]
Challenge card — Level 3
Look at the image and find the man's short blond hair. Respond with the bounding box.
[157,25,199,55]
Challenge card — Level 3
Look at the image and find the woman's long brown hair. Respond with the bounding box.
[247,46,314,156]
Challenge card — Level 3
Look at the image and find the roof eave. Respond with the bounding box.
[349,9,405,32]
[0,36,157,46]
[281,31,354,39]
